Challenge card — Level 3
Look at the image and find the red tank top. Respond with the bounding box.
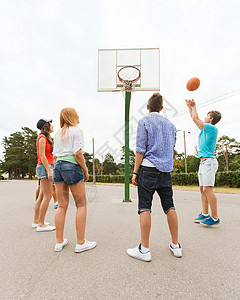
[36,134,54,165]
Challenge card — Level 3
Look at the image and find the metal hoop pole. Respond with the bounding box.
[123,91,132,202]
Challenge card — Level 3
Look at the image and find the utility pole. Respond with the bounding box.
[92,138,95,184]
[178,130,190,173]
[183,130,187,173]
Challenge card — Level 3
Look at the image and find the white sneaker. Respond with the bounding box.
[75,240,97,253]
[169,243,182,258]
[32,222,49,228]
[55,239,68,252]
[36,225,55,232]
[127,244,151,262]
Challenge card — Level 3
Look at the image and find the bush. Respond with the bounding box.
[171,173,199,186]
[215,171,240,188]
[88,171,240,188]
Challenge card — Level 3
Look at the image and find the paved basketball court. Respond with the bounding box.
[0,180,239,299]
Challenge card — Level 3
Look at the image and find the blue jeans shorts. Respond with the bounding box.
[137,166,175,215]
[198,158,218,186]
[54,160,84,185]
[36,164,54,181]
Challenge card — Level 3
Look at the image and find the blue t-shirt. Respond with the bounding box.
[198,123,218,158]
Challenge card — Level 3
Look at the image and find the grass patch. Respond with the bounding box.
[172,185,240,194]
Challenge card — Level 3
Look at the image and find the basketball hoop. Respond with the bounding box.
[117,66,141,92]
[98,48,160,202]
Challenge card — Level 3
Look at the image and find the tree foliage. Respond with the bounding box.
[173,135,240,173]
[215,135,240,172]
[95,158,103,175]
[1,127,38,179]
[103,153,118,175]
[120,146,135,172]
[83,152,93,174]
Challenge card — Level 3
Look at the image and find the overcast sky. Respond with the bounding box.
[0,0,240,162]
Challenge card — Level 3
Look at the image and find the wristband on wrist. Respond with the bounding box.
[133,172,138,176]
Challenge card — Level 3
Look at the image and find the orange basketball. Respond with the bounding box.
[186,77,200,91]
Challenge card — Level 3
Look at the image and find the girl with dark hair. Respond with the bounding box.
[33,119,55,232]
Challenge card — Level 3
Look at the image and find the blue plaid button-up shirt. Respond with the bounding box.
[136,112,177,172]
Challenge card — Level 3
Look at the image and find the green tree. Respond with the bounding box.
[103,153,118,175]
[22,127,38,179]
[116,163,125,175]
[94,158,103,175]
[2,132,26,179]
[215,135,240,172]
[187,155,199,173]
[228,153,240,171]
[0,159,5,178]
[2,127,38,179]
[120,146,135,172]
[173,149,199,173]
[83,152,93,174]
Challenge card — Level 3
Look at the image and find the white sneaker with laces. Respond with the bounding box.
[169,243,182,258]
[32,222,49,228]
[75,240,96,253]
[55,239,68,252]
[36,225,55,232]
[127,244,151,262]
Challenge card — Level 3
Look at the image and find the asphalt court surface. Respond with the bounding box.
[0,180,239,299]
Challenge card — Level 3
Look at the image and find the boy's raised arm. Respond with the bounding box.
[185,99,205,130]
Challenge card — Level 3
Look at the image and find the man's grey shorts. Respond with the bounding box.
[198,158,218,187]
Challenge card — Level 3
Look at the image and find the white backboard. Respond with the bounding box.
[98,48,160,92]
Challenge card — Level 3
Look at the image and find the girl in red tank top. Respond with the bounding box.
[33,119,56,232]
[36,134,54,165]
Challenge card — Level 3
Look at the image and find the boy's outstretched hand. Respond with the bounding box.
[185,99,196,108]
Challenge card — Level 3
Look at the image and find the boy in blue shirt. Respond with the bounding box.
[186,99,221,226]
[127,93,182,262]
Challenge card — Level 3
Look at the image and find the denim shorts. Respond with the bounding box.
[137,166,175,215]
[36,164,54,180]
[54,160,84,185]
[198,158,218,187]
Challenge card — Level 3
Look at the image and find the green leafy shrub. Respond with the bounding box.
[215,171,240,188]
[88,171,240,188]
[171,173,199,186]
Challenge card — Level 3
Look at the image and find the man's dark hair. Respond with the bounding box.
[208,110,222,125]
[148,93,163,112]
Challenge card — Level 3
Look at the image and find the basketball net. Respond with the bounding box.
[117,66,141,96]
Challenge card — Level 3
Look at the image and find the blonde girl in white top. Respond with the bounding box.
[53,107,96,252]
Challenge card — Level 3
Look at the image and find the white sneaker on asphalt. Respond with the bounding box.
[55,239,68,252]
[169,243,182,258]
[75,240,97,253]
[32,222,49,228]
[36,225,55,232]
[126,244,151,262]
